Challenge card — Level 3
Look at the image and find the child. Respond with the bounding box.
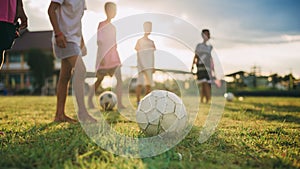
[135,21,156,105]
[192,29,215,103]
[0,0,27,69]
[88,2,125,109]
[48,0,96,123]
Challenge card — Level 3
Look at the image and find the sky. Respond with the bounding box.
[23,0,300,78]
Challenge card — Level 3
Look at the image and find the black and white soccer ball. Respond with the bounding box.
[136,90,188,136]
[224,92,235,102]
[99,91,117,111]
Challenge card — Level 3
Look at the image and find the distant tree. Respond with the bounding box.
[27,49,54,94]
[270,74,279,88]
[283,74,296,90]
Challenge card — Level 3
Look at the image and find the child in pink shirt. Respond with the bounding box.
[88,2,125,109]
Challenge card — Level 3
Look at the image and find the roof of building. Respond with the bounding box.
[9,29,53,52]
[226,71,247,77]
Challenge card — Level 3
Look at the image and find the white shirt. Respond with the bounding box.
[135,36,156,71]
[52,0,86,46]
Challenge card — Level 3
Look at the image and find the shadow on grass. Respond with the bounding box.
[140,126,298,169]
[0,123,99,168]
[225,101,300,124]
[0,120,298,168]
[101,110,134,124]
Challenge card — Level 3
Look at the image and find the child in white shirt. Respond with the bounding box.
[135,21,156,104]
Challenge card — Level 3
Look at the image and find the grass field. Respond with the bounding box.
[0,96,299,169]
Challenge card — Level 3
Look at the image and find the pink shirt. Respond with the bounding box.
[0,0,17,23]
[96,21,121,70]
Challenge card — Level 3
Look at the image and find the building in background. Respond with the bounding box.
[226,70,298,91]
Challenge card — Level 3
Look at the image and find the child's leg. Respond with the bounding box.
[203,82,210,104]
[144,70,152,95]
[54,58,77,123]
[206,83,211,103]
[68,56,96,122]
[115,67,125,108]
[0,50,5,70]
[88,73,104,108]
[145,85,151,95]
[136,85,142,103]
[200,83,204,103]
[136,71,145,104]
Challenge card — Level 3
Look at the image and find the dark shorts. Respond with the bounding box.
[96,67,118,77]
[196,65,211,83]
[197,70,210,80]
[0,21,17,51]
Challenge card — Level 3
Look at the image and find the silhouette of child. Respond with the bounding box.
[88,2,125,109]
[135,21,156,104]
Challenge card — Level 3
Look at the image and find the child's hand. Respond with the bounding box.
[81,37,87,56]
[55,33,67,48]
[81,45,87,56]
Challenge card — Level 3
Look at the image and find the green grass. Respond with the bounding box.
[0,96,299,169]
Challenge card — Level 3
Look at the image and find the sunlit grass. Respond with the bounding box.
[0,96,299,168]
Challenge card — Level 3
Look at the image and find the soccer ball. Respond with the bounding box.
[99,91,117,111]
[136,90,188,136]
[224,92,234,102]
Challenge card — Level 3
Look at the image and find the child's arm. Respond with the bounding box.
[210,57,215,77]
[152,41,156,72]
[135,40,146,70]
[191,54,198,72]
[48,2,66,48]
[153,41,156,51]
[17,0,28,29]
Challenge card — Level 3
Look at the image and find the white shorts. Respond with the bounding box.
[197,78,212,84]
[137,69,153,86]
[53,42,81,59]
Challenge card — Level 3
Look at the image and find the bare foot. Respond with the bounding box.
[78,113,97,123]
[54,114,78,123]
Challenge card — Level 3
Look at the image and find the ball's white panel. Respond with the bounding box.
[156,97,167,113]
[138,123,148,130]
[136,110,148,124]
[176,116,187,133]
[149,117,160,125]
[167,92,182,104]
[174,103,186,119]
[145,124,160,136]
[139,95,155,113]
[161,113,178,131]
[146,109,161,122]
[167,118,179,132]
[164,97,176,114]
[151,90,167,98]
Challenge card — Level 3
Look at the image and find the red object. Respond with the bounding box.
[55,32,63,38]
